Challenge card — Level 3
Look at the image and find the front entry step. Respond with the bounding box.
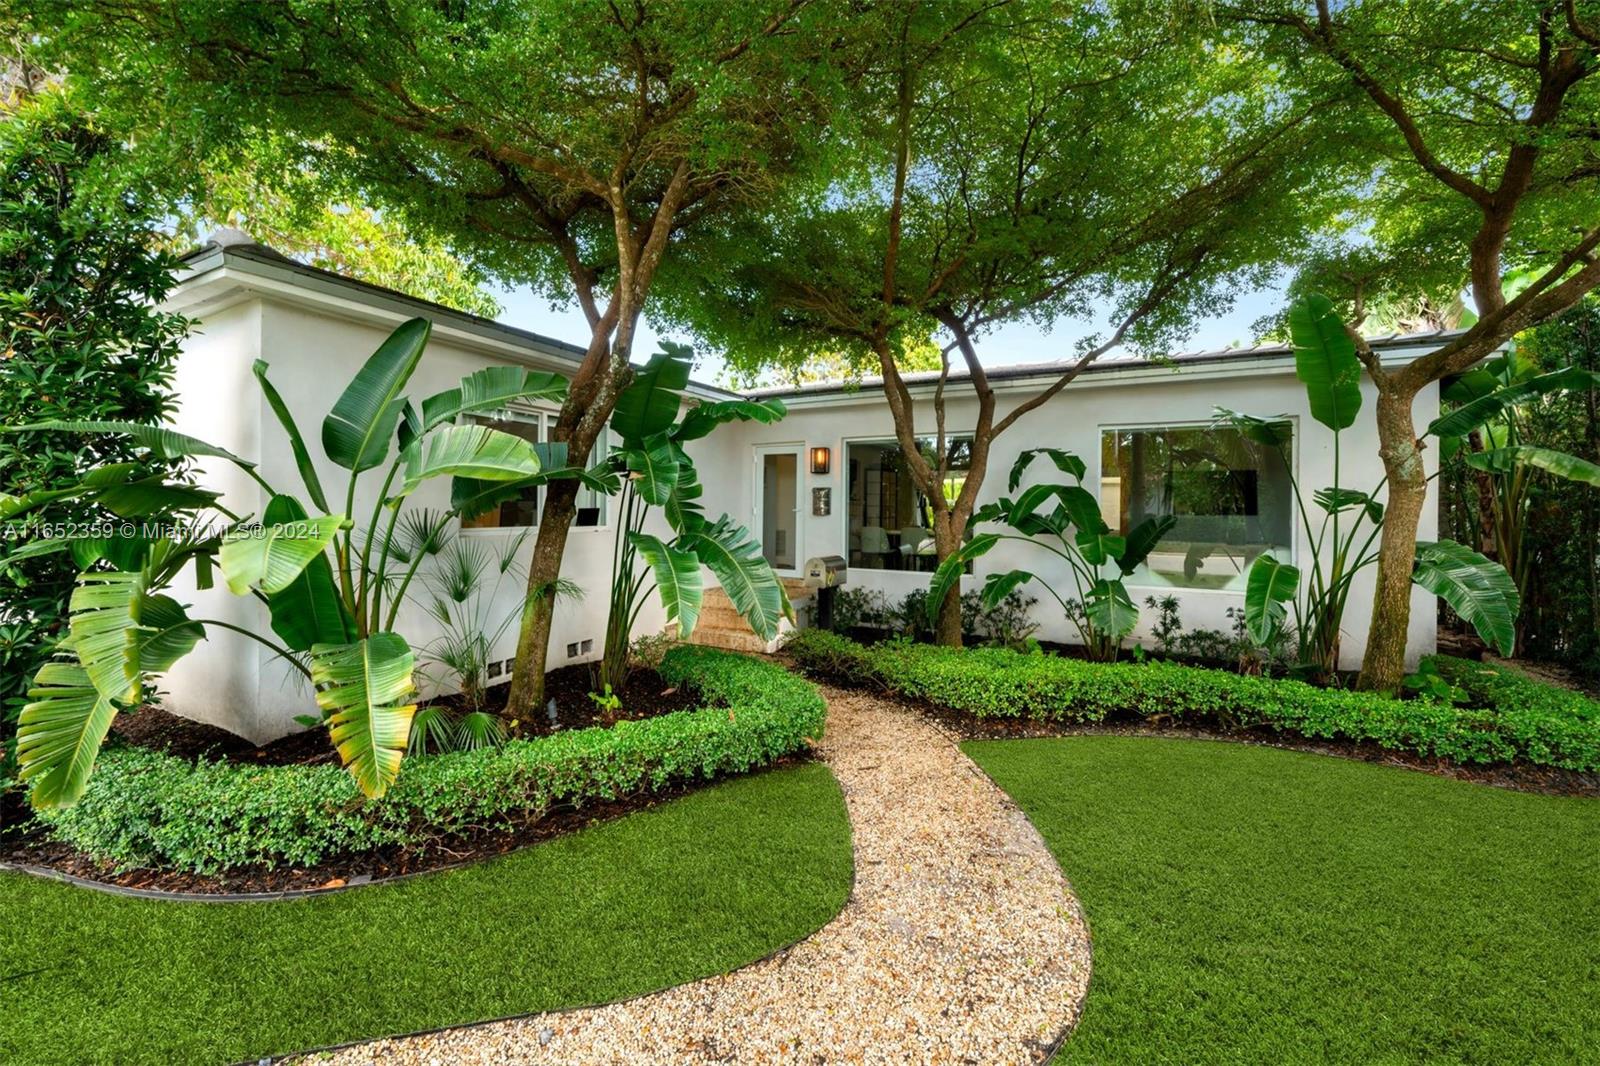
[688,580,812,654]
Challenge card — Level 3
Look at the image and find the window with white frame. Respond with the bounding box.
[460,409,609,530]
[846,436,971,572]
[1099,422,1293,591]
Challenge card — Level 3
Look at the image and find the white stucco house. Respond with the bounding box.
[160,232,1448,742]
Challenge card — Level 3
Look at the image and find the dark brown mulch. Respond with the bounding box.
[3,758,808,897]
[808,675,1600,800]
[104,664,700,769]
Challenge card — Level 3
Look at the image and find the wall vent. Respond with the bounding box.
[566,642,581,658]
[487,660,503,679]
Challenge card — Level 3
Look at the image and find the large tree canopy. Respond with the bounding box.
[1226,0,1600,689]
[25,0,854,711]
[660,0,1329,643]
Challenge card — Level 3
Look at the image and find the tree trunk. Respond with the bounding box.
[505,476,581,714]
[1358,387,1427,692]
[932,510,963,647]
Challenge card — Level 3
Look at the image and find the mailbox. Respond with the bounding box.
[803,555,848,631]
[804,555,848,588]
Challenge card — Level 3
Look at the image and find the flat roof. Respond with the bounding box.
[174,234,741,400]
[746,330,1469,399]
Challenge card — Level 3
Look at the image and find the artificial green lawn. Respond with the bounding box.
[0,762,852,1066]
[967,737,1600,1065]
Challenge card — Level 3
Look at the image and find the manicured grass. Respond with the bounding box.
[966,737,1600,1065]
[0,763,852,1066]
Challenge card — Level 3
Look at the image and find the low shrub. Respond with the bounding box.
[785,629,1600,771]
[33,647,826,874]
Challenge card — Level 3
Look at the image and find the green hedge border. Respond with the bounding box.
[786,629,1600,772]
[32,646,827,875]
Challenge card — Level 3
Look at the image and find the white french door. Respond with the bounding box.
[752,444,803,574]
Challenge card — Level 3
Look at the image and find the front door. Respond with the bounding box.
[754,445,802,573]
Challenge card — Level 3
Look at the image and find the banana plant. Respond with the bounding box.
[929,447,1175,662]
[1431,346,1600,650]
[1221,294,1525,678]
[597,342,789,692]
[6,317,571,806]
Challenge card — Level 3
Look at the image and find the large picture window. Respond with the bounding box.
[847,436,971,571]
[461,409,608,530]
[1099,423,1293,591]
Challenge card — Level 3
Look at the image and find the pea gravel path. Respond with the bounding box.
[316,682,1091,1064]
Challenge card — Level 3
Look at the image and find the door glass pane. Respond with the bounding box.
[761,452,798,570]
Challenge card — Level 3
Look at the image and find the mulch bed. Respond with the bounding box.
[1,664,724,896]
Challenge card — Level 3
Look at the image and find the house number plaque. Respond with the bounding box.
[812,487,831,516]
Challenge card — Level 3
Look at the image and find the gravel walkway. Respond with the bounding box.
[315,683,1091,1064]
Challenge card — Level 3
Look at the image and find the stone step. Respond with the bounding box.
[689,625,780,654]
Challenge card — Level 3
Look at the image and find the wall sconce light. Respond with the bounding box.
[810,446,832,475]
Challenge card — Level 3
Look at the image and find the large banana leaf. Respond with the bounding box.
[1084,579,1139,639]
[16,660,119,809]
[1244,553,1299,644]
[399,424,541,495]
[322,317,431,472]
[1465,445,1600,487]
[419,366,568,432]
[1412,540,1519,656]
[624,435,680,506]
[611,344,691,444]
[1117,515,1177,574]
[68,570,147,704]
[980,569,1033,610]
[665,442,706,533]
[1313,486,1385,524]
[312,633,418,799]
[1010,483,1100,532]
[261,496,355,650]
[926,533,1000,628]
[255,359,332,513]
[674,397,786,442]
[220,513,345,595]
[1075,528,1126,566]
[682,515,786,641]
[1428,366,1600,438]
[1289,294,1363,432]
[1213,408,1294,448]
[1008,447,1087,491]
[9,420,255,467]
[630,532,703,638]
[92,477,220,518]
[138,594,206,673]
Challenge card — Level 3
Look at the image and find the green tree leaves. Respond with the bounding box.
[312,633,418,799]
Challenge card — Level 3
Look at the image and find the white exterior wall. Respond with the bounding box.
[163,279,668,742]
[160,252,1444,741]
[699,359,1440,671]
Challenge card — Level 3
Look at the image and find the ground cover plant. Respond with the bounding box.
[25,647,825,874]
[968,736,1600,1064]
[785,629,1600,772]
[0,762,852,1066]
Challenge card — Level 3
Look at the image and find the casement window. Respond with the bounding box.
[460,409,609,530]
[846,436,972,572]
[1099,422,1294,591]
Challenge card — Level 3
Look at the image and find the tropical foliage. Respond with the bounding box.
[599,342,789,691]
[0,87,190,737]
[1219,296,1522,678]
[3,318,572,806]
[1433,339,1600,653]
[927,448,1174,662]
[36,646,825,874]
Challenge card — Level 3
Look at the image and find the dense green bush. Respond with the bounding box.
[0,90,191,724]
[31,647,826,874]
[785,629,1600,771]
